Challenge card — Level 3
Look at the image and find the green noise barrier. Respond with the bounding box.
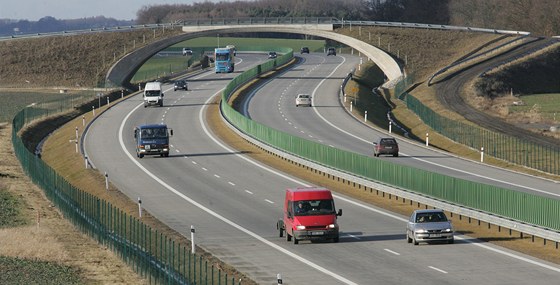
[220,49,560,232]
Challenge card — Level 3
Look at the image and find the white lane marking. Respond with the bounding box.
[191,161,197,165]
[384,249,400,256]
[225,58,560,274]
[113,58,560,281]
[228,182,235,186]
[202,167,208,171]
[214,174,221,178]
[429,266,448,274]
[117,96,358,285]
[305,63,559,197]
[265,199,274,204]
[332,194,560,273]
[345,233,361,240]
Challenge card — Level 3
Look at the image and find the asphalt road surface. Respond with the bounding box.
[84,53,560,284]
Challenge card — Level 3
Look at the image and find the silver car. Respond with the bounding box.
[295,94,312,107]
[406,209,454,245]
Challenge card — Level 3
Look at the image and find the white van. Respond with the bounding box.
[143,81,164,107]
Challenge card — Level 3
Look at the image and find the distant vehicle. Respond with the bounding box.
[300,47,310,54]
[277,187,342,244]
[327,47,336,56]
[226,45,237,56]
[174,80,188,91]
[295,94,312,107]
[406,209,454,245]
[143,81,164,107]
[214,47,235,73]
[182,47,193,56]
[373,137,399,157]
[268,51,277,59]
[134,124,173,158]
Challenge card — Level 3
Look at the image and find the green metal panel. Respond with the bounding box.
[220,54,560,232]
[403,91,560,175]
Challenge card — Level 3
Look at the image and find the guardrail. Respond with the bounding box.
[0,23,181,41]
[220,48,560,244]
[1,18,530,42]
[479,37,560,77]
[427,34,534,86]
[340,20,530,35]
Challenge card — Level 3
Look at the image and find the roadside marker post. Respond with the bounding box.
[191,225,196,254]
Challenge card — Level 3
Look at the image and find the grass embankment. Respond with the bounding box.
[0,122,144,284]
[0,27,183,89]
[38,92,256,284]
[340,59,560,266]
[225,67,560,265]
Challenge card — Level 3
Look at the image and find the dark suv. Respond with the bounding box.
[173,80,188,91]
[327,47,336,56]
[300,47,310,54]
[373,137,399,157]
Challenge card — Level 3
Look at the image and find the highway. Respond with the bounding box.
[84,53,560,284]
[244,54,560,200]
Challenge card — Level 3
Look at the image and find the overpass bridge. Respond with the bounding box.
[105,17,403,89]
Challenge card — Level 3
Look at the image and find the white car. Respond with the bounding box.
[295,94,312,107]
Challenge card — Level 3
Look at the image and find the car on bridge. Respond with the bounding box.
[182,47,193,56]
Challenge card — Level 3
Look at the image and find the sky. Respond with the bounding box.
[1,0,225,21]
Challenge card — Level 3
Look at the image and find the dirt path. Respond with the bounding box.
[434,37,560,148]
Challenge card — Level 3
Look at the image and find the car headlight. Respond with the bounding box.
[444,228,453,232]
[415,229,428,233]
[296,225,306,230]
[327,224,336,229]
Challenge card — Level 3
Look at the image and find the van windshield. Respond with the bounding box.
[141,128,167,139]
[145,90,161,97]
[293,200,335,216]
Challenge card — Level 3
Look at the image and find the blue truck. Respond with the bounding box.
[134,124,173,158]
[214,47,235,73]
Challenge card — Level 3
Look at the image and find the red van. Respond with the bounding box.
[277,187,342,244]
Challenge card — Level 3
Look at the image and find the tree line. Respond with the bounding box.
[0,16,133,37]
[136,0,560,36]
[2,0,558,37]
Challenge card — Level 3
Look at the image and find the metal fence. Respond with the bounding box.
[220,53,560,232]
[11,96,242,285]
[400,91,560,175]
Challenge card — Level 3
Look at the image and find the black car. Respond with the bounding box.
[373,137,399,157]
[327,47,336,56]
[173,80,188,91]
[268,51,277,59]
[300,47,310,54]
